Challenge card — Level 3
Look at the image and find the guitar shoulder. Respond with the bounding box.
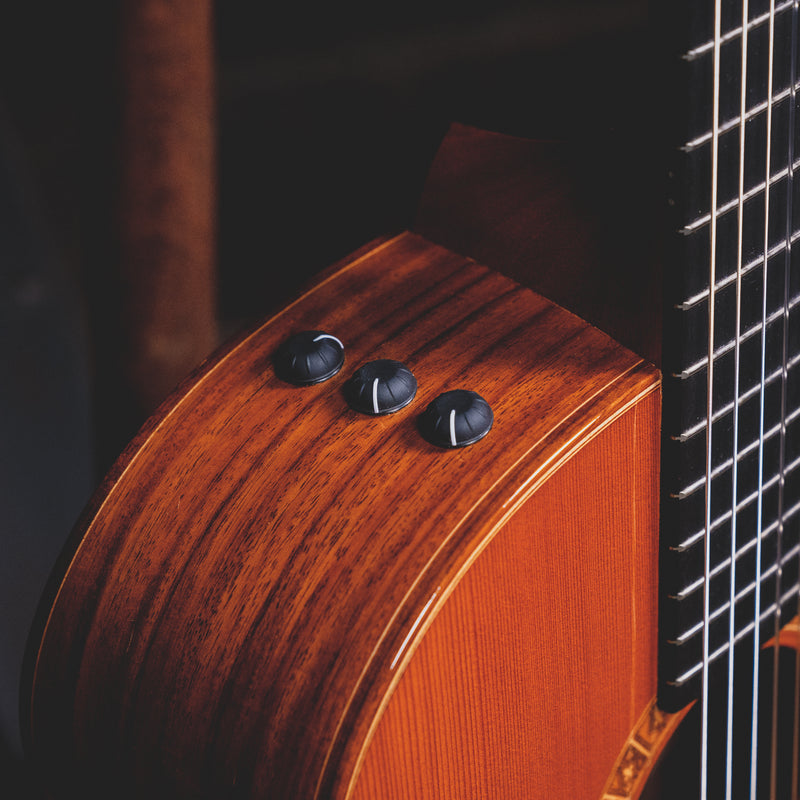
[27,231,661,799]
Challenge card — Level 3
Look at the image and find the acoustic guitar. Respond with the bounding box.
[21,1,800,798]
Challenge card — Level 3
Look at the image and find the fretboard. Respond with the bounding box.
[659,0,800,717]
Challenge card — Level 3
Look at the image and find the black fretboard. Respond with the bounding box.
[659,0,800,716]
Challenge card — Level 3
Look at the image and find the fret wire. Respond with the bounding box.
[686,0,794,59]
[674,620,710,645]
[672,543,800,638]
[684,82,798,151]
[770,450,798,482]
[672,578,800,657]
[674,530,799,606]
[674,419,785,500]
[673,525,789,602]
[673,364,785,441]
[678,228,800,309]
[682,157,798,234]
[675,305,787,379]
[673,494,793,557]
[670,590,799,687]
[673,468,800,553]
[675,525,796,603]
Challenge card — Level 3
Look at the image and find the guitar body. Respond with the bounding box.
[26,230,665,798]
[20,0,800,784]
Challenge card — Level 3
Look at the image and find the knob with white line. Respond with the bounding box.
[419,390,493,448]
[344,359,417,415]
[274,331,344,385]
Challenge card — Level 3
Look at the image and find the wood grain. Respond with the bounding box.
[351,388,661,799]
[26,233,660,798]
[414,123,662,366]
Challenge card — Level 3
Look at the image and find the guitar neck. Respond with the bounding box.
[659,0,800,720]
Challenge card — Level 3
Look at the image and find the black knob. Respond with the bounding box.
[274,331,344,385]
[344,359,417,415]
[419,390,493,448]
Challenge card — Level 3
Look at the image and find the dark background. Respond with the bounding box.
[3,0,652,340]
[0,0,655,794]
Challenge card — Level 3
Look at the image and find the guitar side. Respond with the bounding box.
[26,232,661,798]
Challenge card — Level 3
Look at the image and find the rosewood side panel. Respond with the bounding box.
[26,233,660,798]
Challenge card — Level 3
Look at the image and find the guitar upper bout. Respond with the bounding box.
[26,232,662,798]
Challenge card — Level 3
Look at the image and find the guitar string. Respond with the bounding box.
[675,491,798,561]
[675,367,796,453]
[676,308,787,383]
[673,550,800,628]
[675,418,795,505]
[726,0,749,792]
[686,80,797,153]
[689,0,794,58]
[675,461,798,560]
[751,1,777,796]
[670,589,798,689]
[786,7,800,800]
[702,1,724,796]
[682,152,797,237]
[773,2,798,795]
[679,235,800,315]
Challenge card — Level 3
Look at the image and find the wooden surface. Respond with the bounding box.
[414,123,662,366]
[26,232,660,798]
[599,699,689,800]
[352,388,661,799]
[773,616,800,651]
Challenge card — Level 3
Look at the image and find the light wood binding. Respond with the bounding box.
[26,232,661,798]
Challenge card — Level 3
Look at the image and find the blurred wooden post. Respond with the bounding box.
[118,0,217,415]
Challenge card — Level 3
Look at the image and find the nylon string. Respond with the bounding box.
[702,2,724,797]
[783,5,800,800]
[771,1,799,795]
[751,2,777,797]
[726,0,749,794]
